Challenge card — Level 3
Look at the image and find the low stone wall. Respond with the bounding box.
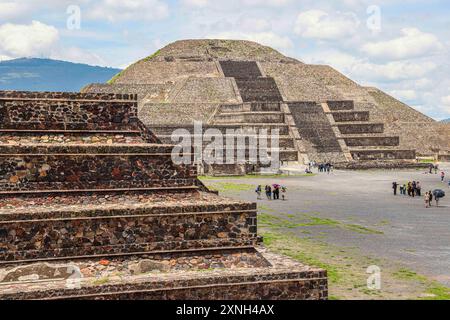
[0,146,196,192]
[0,91,140,131]
[0,203,257,262]
[438,154,450,161]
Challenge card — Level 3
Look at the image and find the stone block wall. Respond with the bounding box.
[0,145,196,192]
[0,91,140,131]
[0,203,257,262]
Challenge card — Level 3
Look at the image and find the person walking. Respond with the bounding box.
[399,184,404,195]
[441,171,445,183]
[425,192,430,208]
[412,181,416,198]
[255,185,262,200]
[392,182,398,196]
[402,183,407,195]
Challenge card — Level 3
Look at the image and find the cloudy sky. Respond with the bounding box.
[0,0,449,120]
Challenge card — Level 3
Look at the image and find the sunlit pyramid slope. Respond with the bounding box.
[84,39,450,170]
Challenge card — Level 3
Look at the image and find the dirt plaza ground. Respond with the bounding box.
[201,163,450,300]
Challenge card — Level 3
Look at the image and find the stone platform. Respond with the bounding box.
[0,90,327,300]
[0,249,327,300]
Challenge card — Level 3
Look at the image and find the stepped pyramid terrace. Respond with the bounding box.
[84,39,450,175]
[0,91,327,300]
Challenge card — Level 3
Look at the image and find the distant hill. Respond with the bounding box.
[0,58,121,92]
[441,118,450,123]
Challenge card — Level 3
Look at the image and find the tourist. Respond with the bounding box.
[265,185,272,200]
[407,182,413,197]
[425,192,430,208]
[399,184,404,195]
[429,164,433,174]
[255,185,262,200]
[428,191,433,207]
[273,185,280,200]
[392,182,398,196]
[441,171,445,183]
[281,186,287,200]
[412,181,416,198]
[416,182,422,197]
[403,183,407,195]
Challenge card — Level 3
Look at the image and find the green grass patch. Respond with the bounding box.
[393,268,450,300]
[199,173,315,181]
[209,182,253,193]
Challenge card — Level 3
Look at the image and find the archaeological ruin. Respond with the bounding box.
[84,39,450,175]
[0,90,327,300]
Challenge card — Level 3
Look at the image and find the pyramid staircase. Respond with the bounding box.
[211,61,299,173]
[323,101,417,167]
[0,91,326,300]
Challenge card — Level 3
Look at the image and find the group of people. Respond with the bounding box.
[256,184,287,201]
[392,181,439,207]
[393,181,422,197]
[308,161,333,174]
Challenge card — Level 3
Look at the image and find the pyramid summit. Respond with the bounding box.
[84,39,450,173]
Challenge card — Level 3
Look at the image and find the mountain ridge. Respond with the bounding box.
[0,58,121,92]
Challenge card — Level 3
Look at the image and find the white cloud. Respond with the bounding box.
[389,90,417,101]
[303,49,437,82]
[0,2,29,20]
[182,0,209,7]
[362,28,444,60]
[0,21,59,57]
[50,47,106,67]
[88,0,170,22]
[294,10,360,40]
[209,31,293,50]
[442,95,450,106]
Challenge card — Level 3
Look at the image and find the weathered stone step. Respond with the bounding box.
[150,124,289,135]
[0,131,144,145]
[214,112,284,124]
[219,61,262,78]
[0,145,196,193]
[326,101,354,111]
[220,103,281,112]
[214,123,289,135]
[0,248,327,300]
[158,134,295,148]
[329,111,370,122]
[336,123,385,134]
[349,149,416,160]
[335,160,427,170]
[234,78,283,102]
[0,191,257,263]
[343,136,400,147]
